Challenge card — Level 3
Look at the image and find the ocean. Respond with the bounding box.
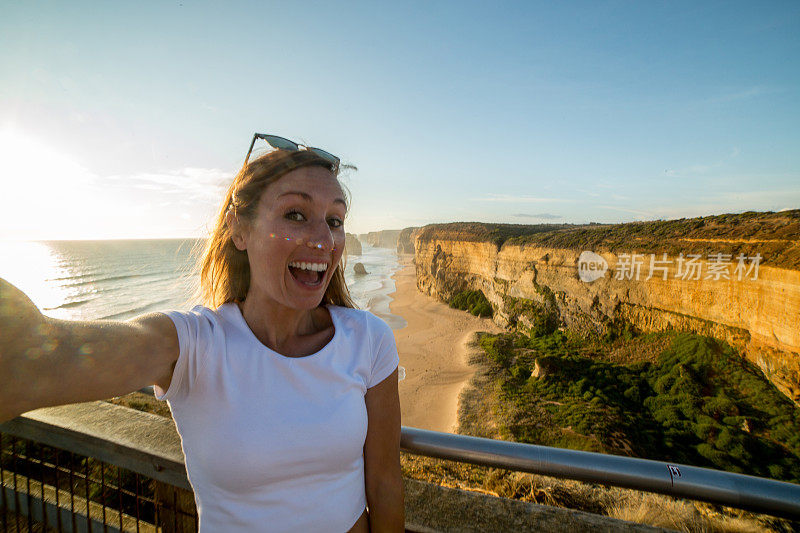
[0,239,406,328]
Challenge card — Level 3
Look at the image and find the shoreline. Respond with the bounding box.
[387,255,502,433]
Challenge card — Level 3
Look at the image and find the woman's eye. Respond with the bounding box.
[285,211,306,222]
[327,217,343,228]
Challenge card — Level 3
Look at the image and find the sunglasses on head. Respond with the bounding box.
[243,133,340,172]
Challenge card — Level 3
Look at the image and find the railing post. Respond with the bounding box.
[155,480,196,532]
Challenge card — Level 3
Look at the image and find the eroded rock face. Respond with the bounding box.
[397,227,421,254]
[353,262,368,276]
[414,232,800,404]
[360,229,402,249]
[345,233,362,256]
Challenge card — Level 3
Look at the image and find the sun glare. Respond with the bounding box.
[0,128,98,240]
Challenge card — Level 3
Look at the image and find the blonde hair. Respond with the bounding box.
[198,149,356,309]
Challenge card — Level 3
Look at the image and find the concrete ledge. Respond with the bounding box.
[3,402,672,531]
[1,402,189,489]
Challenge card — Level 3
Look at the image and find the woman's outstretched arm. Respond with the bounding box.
[0,278,179,422]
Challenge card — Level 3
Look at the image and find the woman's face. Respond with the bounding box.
[233,165,347,311]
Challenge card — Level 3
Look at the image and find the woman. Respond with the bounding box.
[0,135,404,532]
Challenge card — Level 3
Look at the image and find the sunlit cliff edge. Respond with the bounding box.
[405,211,800,404]
[345,232,362,255]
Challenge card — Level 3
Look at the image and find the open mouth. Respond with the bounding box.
[288,261,328,286]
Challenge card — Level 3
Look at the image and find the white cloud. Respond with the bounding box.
[575,188,601,198]
[0,129,233,239]
[597,186,800,224]
[711,188,800,205]
[706,85,782,104]
[103,167,231,201]
[512,213,563,220]
[471,193,566,203]
[598,205,652,217]
[664,146,749,179]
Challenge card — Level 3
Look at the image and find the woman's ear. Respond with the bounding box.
[225,210,248,251]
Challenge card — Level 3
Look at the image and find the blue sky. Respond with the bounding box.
[1,1,798,239]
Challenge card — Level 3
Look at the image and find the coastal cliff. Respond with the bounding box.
[413,213,800,403]
[360,229,402,249]
[397,227,421,254]
[345,233,362,255]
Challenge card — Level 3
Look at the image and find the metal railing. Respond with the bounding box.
[1,402,197,532]
[400,426,800,520]
[145,386,800,519]
[0,433,194,532]
[2,399,799,533]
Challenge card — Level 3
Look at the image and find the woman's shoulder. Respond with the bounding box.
[166,302,228,318]
[327,304,381,323]
[327,305,392,336]
[163,302,240,331]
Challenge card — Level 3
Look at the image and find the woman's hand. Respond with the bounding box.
[0,278,179,422]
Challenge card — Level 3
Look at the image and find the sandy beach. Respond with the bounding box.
[389,257,502,434]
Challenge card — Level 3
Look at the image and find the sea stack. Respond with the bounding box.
[345,233,362,255]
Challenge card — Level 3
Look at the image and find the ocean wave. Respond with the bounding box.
[46,271,103,282]
[60,270,182,288]
[42,297,95,310]
[99,298,178,320]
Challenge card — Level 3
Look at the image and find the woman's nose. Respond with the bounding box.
[303,220,335,251]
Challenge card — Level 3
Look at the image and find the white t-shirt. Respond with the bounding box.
[153,303,400,532]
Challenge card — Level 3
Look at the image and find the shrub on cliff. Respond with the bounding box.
[478,333,512,369]
[506,209,800,269]
[467,329,800,483]
[504,295,559,337]
[449,289,493,318]
[643,334,800,479]
[602,317,637,343]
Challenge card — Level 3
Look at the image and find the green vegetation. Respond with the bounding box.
[503,295,558,336]
[417,210,800,268]
[471,325,800,483]
[509,210,800,269]
[449,289,493,317]
[416,222,570,250]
